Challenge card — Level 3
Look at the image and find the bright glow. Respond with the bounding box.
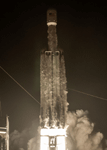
[47,22,57,26]
[57,136,65,150]
[0,131,6,134]
[40,129,65,150]
[41,129,66,136]
[40,136,49,150]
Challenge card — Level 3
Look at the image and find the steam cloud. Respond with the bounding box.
[9,110,107,150]
[66,110,106,150]
[9,119,39,150]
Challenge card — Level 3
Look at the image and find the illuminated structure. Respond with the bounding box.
[40,9,68,150]
[0,116,9,150]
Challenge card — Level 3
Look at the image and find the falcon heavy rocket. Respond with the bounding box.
[40,9,68,150]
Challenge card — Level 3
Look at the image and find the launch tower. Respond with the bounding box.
[0,116,9,150]
[40,9,68,150]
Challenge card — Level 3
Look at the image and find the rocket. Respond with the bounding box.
[40,9,68,129]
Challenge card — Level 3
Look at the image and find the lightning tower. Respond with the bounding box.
[0,102,9,150]
[40,9,68,150]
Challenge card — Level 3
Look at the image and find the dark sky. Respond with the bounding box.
[0,0,107,140]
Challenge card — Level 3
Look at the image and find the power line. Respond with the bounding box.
[0,66,40,105]
[1,66,107,103]
[68,88,107,101]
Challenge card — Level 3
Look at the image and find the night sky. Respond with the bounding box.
[0,0,107,141]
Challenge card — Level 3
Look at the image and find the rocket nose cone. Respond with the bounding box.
[47,9,57,23]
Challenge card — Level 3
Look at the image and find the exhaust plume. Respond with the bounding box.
[9,110,106,150]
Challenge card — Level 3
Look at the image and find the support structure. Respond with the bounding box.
[0,116,9,150]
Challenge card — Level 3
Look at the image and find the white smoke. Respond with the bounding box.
[66,110,104,150]
[27,137,37,150]
[27,126,40,150]
[9,110,107,150]
[9,119,39,150]
[27,110,106,150]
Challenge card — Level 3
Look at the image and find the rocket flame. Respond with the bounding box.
[40,129,66,136]
[40,129,66,150]
[26,110,107,150]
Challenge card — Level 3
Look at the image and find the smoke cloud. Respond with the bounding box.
[9,110,107,150]
[66,110,104,150]
[9,119,39,150]
[27,127,40,150]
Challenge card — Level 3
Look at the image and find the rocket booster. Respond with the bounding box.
[40,9,68,129]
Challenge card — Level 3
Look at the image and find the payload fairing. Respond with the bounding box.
[40,9,68,150]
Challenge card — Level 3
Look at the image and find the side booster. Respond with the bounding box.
[40,9,68,150]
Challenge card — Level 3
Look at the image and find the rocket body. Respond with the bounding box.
[40,9,68,129]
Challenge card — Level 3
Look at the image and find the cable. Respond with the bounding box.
[0,66,40,105]
[1,66,107,103]
[68,88,107,101]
